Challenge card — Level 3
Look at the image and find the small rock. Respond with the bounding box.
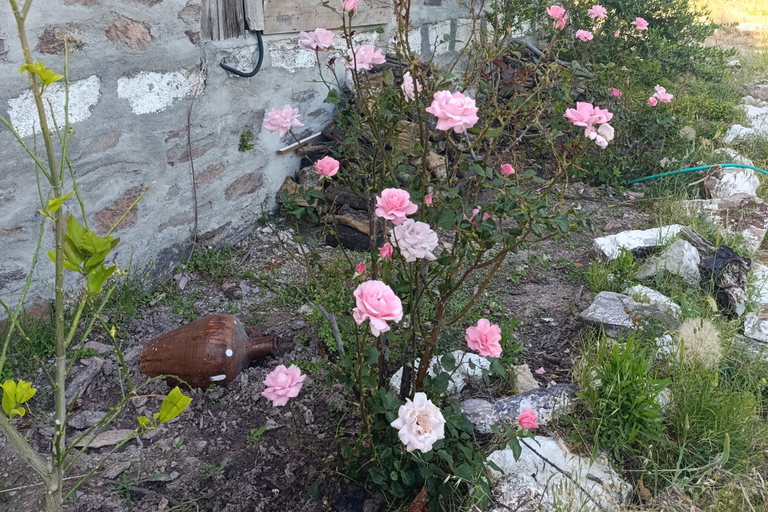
[487,436,631,512]
[66,357,105,402]
[67,410,107,430]
[103,461,132,479]
[75,429,134,448]
[713,148,755,168]
[624,285,682,318]
[512,364,539,393]
[749,263,768,305]
[636,240,701,286]
[390,350,490,396]
[265,418,281,431]
[461,384,576,434]
[682,194,768,254]
[744,309,768,344]
[737,22,763,32]
[592,225,684,260]
[169,471,180,481]
[726,60,741,67]
[579,291,680,338]
[723,124,755,144]
[83,341,112,356]
[705,164,758,199]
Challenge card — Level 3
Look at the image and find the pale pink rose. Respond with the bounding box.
[375,188,418,225]
[463,207,490,227]
[631,17,649,30]
[390,392,446,453]
[608,87,622,98]
[555,16,567,30]
[391,219,439,262]
[465,319,502,357]
[425,90,479,134]
[500,163,515,176]
[379,242,393,260]
[424,193,433,206]
[352,280,403,336]
[261,365,306,407]
[518,408,538,429]
[589,123,614,149]
[614,30,620,37]
[299,28,335,51]
[345,46,386,71]
[653,85,674,103]
[401,71,422,102]
[564,102,596,127]
[355,263,365,275]
[591,105,613,124]
[314,156,339,177]
[534,367,546,374]
[546,5,567,20]
[648,96,658,106]
[588,5,607,19]
[264,105,304,138]
[575,30,594,42]
[342,0,357,12]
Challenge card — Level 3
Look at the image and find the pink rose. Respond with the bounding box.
[465,319,502,357]
[346,46,386,71]
[425,90,479,134]
[534,367,546,375]
[401,71,422,102]
[299,28,335,51]
[614,30,620,37]
[500,163,515,176]
[575,30,594,42]
[588,5,607,19]
[375,188,418,225]
[546,5,566,20]
[391,219,439,262]
[518,408,538,429]
[379,242,393,260]
[355,263,365,275]
[555,16,567,30]
[424,193,433,206]
[648,96,658,106]
[342,0,357,12]
[608,87,622,98]
[653,85,674,103]
[264,105,304,138]
[261,365,306,407]
[631,17,649,30]
[463,207,490,227]
[352,280,403,336]
[314,156,339,177]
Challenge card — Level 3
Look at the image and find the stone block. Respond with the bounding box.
[225,172,264,200]
[579,291,680,337]
[682,193,768,253]
[94,187,143,234]
[105,16,152,51]
[37,26,84,54]
[636,239,700,286]
[592,225,683,260]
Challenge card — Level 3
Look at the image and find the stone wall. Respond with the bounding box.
[0,0,477,315]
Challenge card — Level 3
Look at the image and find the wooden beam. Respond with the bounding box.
[263,0,391,35]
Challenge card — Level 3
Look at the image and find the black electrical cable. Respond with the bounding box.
[219,30,264,77]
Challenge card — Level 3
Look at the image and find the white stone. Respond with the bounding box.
[744,310,768,344]
[117,70,204,115]
[750,263,768,305]
[512,364,539,393]
[592,225,684,260]
[737,22,763,32]
[713,148,755,168]
[726,60,741,67]
[742,95,768,108]
[624,285,682,318]
[723,124,755,145]
[487,437,631,512]
[7,75,101,137]
[743,104,768,135]
[636,239,701,286]
[389,350,490,396]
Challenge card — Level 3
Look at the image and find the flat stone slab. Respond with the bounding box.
[487,436,631,512]
[749,263,768,305]
[682,194,768,254]
[390,350,490,396]
[704,164,759,198]
[579,291,680,338]
[461,384,576,434]
[623,285,682,318]
[593,225,684,260]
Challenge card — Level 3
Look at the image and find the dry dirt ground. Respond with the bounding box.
[0,183,651,512]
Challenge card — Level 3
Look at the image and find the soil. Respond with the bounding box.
[0,182,651,512]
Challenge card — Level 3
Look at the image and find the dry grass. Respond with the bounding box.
[695,0,768,26]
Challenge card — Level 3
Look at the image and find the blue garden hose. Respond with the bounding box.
[626,163,768,185]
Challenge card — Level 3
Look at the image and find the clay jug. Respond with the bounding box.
[140,314,274,389]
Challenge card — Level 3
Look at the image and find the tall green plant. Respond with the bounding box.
[0,2,190,511]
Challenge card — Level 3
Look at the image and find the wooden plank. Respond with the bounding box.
[202,0,247,40]
[263,0,391,35]
[245,0,265,31]
[277,132,324,154]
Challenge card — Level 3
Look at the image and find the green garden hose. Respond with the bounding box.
[626,163,768,185]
